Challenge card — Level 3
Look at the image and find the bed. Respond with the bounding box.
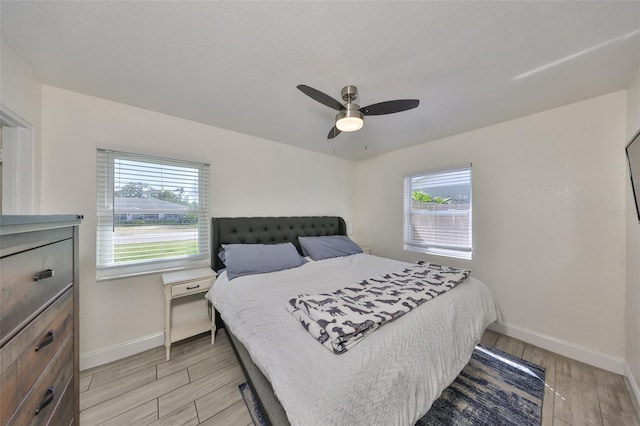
[206,216,497,426]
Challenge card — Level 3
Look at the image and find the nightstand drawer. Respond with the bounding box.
[171,278,213,297]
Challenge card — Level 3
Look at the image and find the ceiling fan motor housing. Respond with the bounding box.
[341,85,358,102]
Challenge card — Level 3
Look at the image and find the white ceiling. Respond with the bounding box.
[2,1,639,160]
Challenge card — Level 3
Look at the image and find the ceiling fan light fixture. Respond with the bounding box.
[335,108,364,132]
[297,84,419,139]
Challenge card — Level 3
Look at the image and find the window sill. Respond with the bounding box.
[404,244,472,261]
[97,258,210,282]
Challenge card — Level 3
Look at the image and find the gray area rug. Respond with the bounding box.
[239,343,545,426]
[417,343,545,425]
[239,382,268,426]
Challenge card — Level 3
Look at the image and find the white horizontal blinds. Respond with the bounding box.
[96,149,210,271]
[404,166,472,254]
[97,149,116,267]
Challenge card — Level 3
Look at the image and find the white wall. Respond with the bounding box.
[30,82,635,370]
[40,85,354,357]
[0,41,41,212]
[354,92,627,359]
[626,66,640,394]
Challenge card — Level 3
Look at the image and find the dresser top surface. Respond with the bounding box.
[0,215,83,226]
[0,215,83,236]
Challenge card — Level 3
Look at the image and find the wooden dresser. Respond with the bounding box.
[0,215,82,426]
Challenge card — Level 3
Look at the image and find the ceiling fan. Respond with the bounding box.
[297,84,420,139]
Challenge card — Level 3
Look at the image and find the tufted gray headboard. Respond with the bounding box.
[211,216,347,272]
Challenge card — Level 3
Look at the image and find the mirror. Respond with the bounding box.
[626,129,640,222]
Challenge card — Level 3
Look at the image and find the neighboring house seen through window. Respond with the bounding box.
[97,149,210,279]
[404,165,472,260]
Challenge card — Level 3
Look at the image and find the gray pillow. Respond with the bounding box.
[218,244,228,263]
[298,235,363,261]
[223,243,307,280]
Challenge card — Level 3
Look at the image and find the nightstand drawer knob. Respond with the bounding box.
[35,330,55,351]
[186,284,200,290]
[35,386,54,415]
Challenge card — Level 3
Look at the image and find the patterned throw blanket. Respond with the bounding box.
[287,263,471,354]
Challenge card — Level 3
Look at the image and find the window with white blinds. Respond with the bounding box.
[97,149,210,279]
[403,166,472,260]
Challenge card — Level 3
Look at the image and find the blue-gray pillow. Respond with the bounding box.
[223,243,307,280]
[298,235,363,260]
[218,244,228,263]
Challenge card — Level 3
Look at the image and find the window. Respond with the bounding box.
[97,149,210,279]
[403,165,472,260]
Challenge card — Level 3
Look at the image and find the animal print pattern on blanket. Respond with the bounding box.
[287,263,471,354]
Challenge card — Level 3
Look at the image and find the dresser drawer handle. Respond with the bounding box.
[34,387,54,415]
[35,330,55,351]
[34,268,55,281]
[186,284,200,290]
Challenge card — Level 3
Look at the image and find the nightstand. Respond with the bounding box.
[162,267,217,361]
[362,248,371,254]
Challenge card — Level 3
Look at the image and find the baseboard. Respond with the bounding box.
[488,321,625,374]
[79,332,164,371]
[624,361,640,416]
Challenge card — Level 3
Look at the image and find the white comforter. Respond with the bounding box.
[207,254,497,426]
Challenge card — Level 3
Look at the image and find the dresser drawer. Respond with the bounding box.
[46,376,74,426]
[0,226,73,258]
[0,289,73,424]
[0,238,74,345]
[171,277,213,297]
[6,335,74,426]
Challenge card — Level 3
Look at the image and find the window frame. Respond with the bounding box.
[96,149,211,280]
[403,165,473,260]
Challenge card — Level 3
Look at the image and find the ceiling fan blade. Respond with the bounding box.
[297,85,345,111]
[327,126,342,139]
[360,99,419,116]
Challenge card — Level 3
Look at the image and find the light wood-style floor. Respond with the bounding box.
[80,329,640,425]
[480,329,639,426]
